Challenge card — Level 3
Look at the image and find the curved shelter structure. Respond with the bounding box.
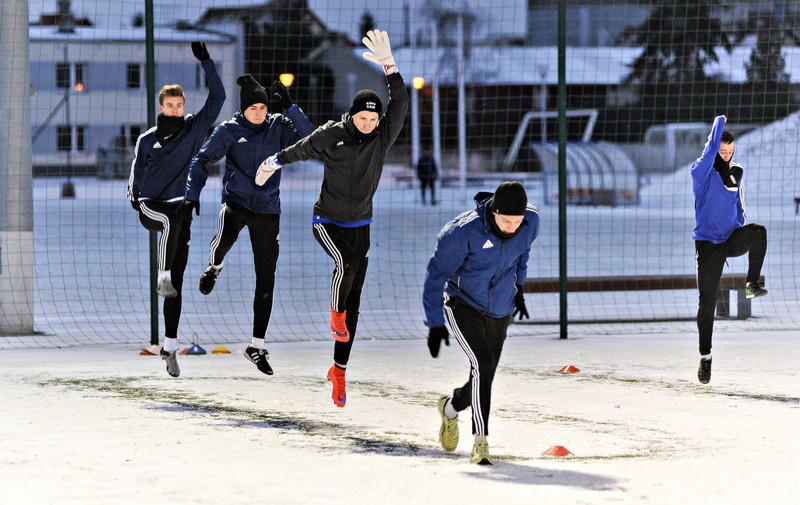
[533,141,639,206]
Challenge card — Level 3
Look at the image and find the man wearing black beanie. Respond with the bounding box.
[258,29,408,409]
[423,181,540,465]
[183,72,315,377]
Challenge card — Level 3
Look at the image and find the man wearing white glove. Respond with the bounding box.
[255,154,281,186]
[266,30,408,408]
[184,74,315,376]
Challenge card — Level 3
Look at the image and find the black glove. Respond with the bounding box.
[191,41,210,62]
[177,200,200,221]
[427,326,449,358]
[512,284,529,320]
[130,198,141,212]
[272,81,293,110]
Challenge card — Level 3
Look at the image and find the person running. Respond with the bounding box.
[423,181,539,464]
[257,29,408,407]
[127,41,225,378]
[182,74,314,376]
[692,114,767,384]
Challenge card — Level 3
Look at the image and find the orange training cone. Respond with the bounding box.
[558,365,580,373]
[542,445,573,457]
[139,344,160,355]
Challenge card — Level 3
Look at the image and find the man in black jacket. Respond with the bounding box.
[259,29,409,407]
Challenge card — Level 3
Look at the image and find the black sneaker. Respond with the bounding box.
[198,264,221,295]
[745,282,768,299]
[160,347,180,378]
[244,346,273,375]
[697,357,712,384]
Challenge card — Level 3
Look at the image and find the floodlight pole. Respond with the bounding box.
[431,20,442,192]
[557,0,568,339]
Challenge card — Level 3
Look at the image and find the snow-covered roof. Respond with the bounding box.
[28,25,235,43]
[392,46,640,85]
[392,45,800,85]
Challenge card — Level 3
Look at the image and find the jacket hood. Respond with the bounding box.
[473,191,493,229]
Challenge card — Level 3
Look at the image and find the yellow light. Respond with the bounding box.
[412,76,425,89]
[279,73,295,87]
[74,82,84,92]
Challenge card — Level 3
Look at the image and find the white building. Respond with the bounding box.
[29,22,237,175]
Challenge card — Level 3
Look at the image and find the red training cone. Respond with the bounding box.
[139,344,160,355]
[542,445,573,457]
[558,365,580,373]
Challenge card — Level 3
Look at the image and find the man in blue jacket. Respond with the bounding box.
[182,74,314,376]
[127,42,225,378]
[692,115,767,384]
[423,181,539,465]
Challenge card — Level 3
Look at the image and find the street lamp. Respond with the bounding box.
[537,63,548,144]
[279,73,294,87]
[411,76,424,169]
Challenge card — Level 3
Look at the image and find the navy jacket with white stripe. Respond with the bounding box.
[423,193,540,328]
[185,105,314,215]
[128,58,225,205]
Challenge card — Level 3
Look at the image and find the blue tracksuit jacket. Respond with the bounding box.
[185,105,314,214]
[423,192,540,328]
[691,115,746,243]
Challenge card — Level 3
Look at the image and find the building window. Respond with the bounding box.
[56,63,70,88]
[127,63,141,89]
[128,125,142,147]
[75,126,85,151]
[74,63,86,91]
[56,62,88,90]
[57,126,71,151]
[120,125,143,147]
[56,126,86,152]
[195,63,214,89]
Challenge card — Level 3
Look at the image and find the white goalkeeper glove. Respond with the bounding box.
[362,29,397,75]
[255,155,282,186]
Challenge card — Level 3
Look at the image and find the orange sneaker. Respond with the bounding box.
[329,308,350,342]
[327,364,347,408]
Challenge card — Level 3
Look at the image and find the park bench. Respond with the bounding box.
[522,273,765,320]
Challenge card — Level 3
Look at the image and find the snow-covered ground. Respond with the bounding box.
[1,331,797,504]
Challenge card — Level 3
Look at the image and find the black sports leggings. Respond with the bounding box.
[208,202,280,340]
[695,223,767,355]
[312,223,370,367]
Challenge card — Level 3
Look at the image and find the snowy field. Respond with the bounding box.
[1,331,798,504]
[2,102,799,504]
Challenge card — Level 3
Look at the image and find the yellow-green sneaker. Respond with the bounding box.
[437,396,459,452]
[470,439,493,465]
[745,282,768,299]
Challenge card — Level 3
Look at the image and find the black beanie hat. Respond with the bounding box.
[237,74,268,111]
[349,89,382,116]
[490,181,528,216]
